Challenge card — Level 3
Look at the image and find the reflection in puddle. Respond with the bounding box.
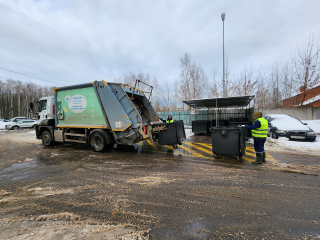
[185,219,210,239]
[0,158,42,181]
[0,160,39,173]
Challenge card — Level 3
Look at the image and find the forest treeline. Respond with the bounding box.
[1,33,319,119]
[0,80,54,119]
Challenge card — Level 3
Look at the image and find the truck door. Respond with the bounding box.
[38,100,47,121]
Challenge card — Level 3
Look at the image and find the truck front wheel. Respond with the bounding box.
[90,132,107,152]
[42,130,53,146]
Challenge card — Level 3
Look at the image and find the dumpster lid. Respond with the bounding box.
[182,95,254,109]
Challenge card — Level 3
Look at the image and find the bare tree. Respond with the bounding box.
[293,32,320,106]
[281,59,295,101]
[268,61,282,108]
[254,66,272,110]
[210,64,220,97]
[235,65,257,96]
[224,55,237,97]
[113,72,162,111]
[175,53,209,107]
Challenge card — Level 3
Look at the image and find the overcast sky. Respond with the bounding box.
[1,0,320,87]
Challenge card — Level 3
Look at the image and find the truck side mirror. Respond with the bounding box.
[29,102,34,113]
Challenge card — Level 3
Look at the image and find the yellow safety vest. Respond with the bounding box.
[251,117,268,138]
[166,119,174,123]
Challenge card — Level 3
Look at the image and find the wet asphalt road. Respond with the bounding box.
[0,129,319,239]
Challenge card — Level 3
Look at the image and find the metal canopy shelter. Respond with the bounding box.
[183,95,255,128]
[182,95,255,109]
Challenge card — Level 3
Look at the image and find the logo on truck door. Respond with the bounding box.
[68,94,87,113]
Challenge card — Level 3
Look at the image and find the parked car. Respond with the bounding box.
[9,117,27,122]
[265,114,317,141]
[5,120,38,130]
[0,119,9,122]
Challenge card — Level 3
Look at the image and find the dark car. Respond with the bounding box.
[266,114,317,142]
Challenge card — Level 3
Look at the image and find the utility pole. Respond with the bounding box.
[221,12,226,97]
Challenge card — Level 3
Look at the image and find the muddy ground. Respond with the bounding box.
[0,129,319,239]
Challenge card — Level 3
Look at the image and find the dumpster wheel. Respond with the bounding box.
[173,144,178,149]
[213,153,220,159]
[237,156,243,163]
[236,152,244,163]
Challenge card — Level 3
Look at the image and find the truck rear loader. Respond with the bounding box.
[33,80,185,151]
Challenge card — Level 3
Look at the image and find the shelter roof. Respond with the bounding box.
[182,95,255,109]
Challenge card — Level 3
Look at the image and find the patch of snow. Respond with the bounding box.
[247,138,254,144]
[249,131,319,155]
[266,114,290,118]
[28,131,36,134]
[265,137,320,155]
[267,114,310,131]
[301,120,320,133]
[185,129,194,138]
[0,122,7,130]
[184,125,192,129]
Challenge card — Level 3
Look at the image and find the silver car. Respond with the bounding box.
[5,120,38,130]
[266,114,316,141]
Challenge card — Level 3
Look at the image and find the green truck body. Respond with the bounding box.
[35,80,186,152]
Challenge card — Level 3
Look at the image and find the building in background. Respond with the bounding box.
[282,85,320,108]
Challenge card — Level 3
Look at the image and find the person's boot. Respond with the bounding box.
[252,153,263,164]
[262,152,266,163]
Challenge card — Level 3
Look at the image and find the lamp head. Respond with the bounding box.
[221,12,226,21]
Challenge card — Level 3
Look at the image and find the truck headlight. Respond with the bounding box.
[275,130,286,134]
[307,131,316,135]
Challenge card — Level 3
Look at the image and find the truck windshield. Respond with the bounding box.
[37,100,47,112]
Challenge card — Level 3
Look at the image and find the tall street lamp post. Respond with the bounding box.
[221,12,226,97]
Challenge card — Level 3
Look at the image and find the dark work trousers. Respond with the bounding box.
[253,137,266,153]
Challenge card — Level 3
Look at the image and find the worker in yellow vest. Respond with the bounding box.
[242,112,268,164]
[166,115,174,123]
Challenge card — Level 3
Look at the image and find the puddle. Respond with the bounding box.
[185,220,210,239]
[0,160,39,173]
[0,157,44,181]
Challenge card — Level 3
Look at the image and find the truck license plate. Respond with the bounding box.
[291,136,305,139]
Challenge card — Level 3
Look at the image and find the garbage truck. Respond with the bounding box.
[31,80,185,152]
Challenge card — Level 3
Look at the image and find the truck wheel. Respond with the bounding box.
[90,132,107,152]
[42,130,53,146]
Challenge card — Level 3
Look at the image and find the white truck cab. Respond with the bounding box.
[36,96,55,122]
